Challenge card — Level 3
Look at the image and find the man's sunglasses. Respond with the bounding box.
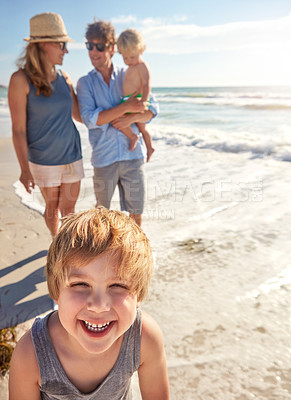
[85,42,107,52]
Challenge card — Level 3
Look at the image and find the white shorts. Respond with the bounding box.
[29,159,84,188]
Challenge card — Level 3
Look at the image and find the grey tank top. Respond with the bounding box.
[31,310,142,399]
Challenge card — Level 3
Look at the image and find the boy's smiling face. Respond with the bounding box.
[55,253,138,355]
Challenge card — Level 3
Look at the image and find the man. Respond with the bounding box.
[77,20,158,226]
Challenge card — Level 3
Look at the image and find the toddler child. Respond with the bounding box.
[9,207,170,399]
[117,29,155,162]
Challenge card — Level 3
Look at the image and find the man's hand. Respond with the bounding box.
[123,91,144,113]
[112,114,136,130]
[141,101,149,111]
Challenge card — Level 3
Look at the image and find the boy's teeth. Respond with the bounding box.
[84,321,110,332]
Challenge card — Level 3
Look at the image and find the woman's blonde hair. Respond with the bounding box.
[17,43,53,96]
[46,208,153,302]
[117,29,146,55]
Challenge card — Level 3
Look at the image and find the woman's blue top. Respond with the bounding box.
[26,70,82,166]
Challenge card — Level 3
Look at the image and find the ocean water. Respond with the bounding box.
[2,86,291,399]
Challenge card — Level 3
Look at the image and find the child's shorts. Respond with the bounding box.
[121,94,149,115]
[121,93,142,103]
[29,159,84,188]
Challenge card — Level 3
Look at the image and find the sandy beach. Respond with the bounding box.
[0,138,53,398]
[1,0,291,395]
[2,103,291,399]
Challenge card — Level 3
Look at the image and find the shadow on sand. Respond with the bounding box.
[0,250,52,329]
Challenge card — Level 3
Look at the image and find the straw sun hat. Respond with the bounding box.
[24,12,73,43]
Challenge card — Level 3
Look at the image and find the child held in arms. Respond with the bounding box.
[9,207,169,399]
[117,29,155,162]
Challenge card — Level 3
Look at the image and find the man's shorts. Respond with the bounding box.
[93,159,145,215]
[29,159,84,188]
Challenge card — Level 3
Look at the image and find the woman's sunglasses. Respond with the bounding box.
[57,42,67,51]
[85,42,107,52]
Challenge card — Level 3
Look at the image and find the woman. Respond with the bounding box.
[8,12,84,237]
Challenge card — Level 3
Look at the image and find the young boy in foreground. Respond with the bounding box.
[117,29,155,162]
[9,208,170,399]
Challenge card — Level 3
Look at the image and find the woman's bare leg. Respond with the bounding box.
[58,181,81,217]
[40,186,61,237]
[130,213,142,227]
[40,181,80,237]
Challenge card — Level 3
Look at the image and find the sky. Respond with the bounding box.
[1,0,291,87]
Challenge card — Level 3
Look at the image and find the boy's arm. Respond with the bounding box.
[139,63,151,106]
[112,84,159,131]
[111,109,155,131]
[77,77,142,129]
[138,312,170,400]
[97,94,143,125]
[9,330,41,400]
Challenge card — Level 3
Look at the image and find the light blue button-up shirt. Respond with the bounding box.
[77,65,159,168]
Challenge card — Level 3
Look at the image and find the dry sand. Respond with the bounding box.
[0,137,53,399]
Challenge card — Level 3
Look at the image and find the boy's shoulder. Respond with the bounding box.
[12,327,40,372]
[140,311,164,359]
[13,328,35,357]
[132,61,151,80]
[9,328,40,387]
[136,60,150,71]
[138,311,169,398]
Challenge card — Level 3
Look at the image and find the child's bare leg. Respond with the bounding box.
[120,126,139,151]
[137,123,155,162]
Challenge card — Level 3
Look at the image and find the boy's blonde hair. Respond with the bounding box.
[117,28,146,55]
[46,208,153,302]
